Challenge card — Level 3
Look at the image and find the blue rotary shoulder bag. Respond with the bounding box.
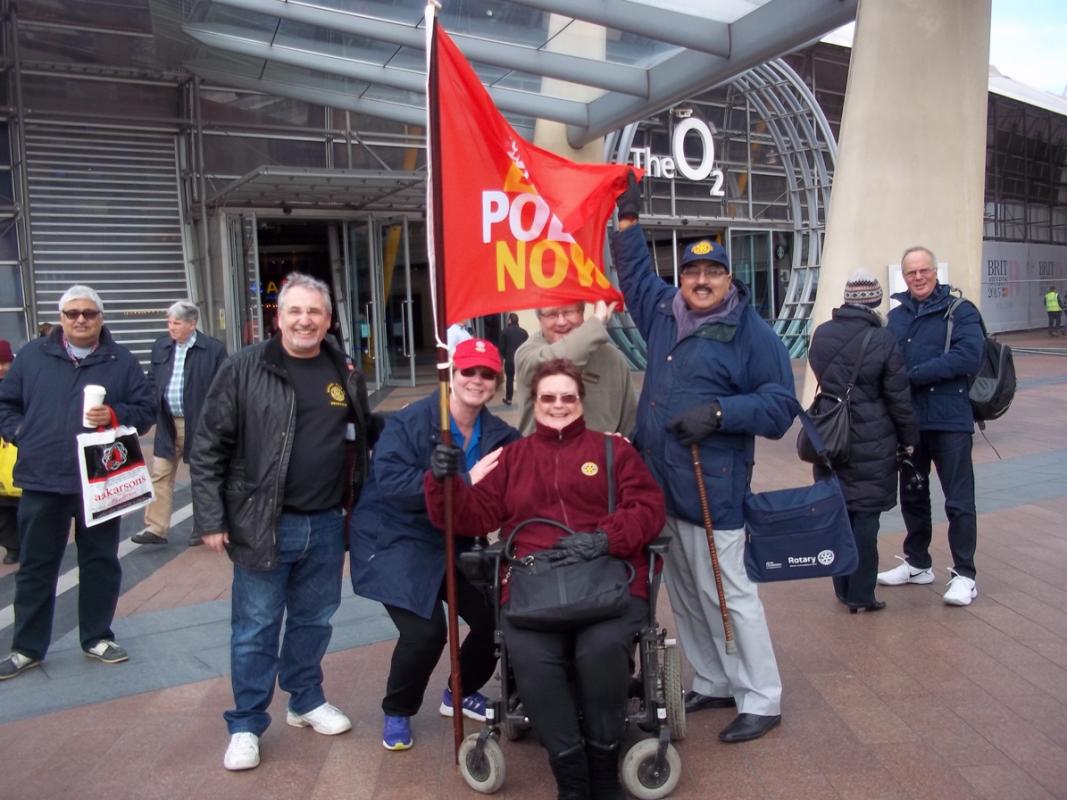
[743,410,857,582]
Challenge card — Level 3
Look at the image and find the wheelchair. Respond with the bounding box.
[455,524,685,799]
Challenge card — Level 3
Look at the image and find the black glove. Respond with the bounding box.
[616,172,642,222]
[547,531,610,565]
[667,402,723,446]
[430,443,463,482]
[898,448,926,493]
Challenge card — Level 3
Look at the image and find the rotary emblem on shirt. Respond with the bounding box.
[327,382,347,407]
[580,462,598,476]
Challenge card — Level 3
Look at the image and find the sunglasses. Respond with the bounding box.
[537,393,580,405]
[459,367,496,380]
[680,265,728,280]
[61,309,101,320]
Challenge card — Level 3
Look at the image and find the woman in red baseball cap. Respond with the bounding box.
[349,337,521,751]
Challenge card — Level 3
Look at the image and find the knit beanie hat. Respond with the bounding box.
[843,269,883,308]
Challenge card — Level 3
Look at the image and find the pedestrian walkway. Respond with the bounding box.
[1,331,1066,799]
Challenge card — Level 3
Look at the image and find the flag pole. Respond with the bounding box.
[425,0,465,765]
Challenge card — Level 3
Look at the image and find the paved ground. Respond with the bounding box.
[2,331,1066,799]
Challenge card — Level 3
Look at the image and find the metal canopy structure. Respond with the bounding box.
[209,167,426,212]
[176,0,858,148]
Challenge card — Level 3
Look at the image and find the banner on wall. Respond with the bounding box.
[981,242,1067,333]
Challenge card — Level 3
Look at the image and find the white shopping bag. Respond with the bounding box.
[77,424,154,527]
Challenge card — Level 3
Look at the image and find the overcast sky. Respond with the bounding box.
[989,0,1065,94]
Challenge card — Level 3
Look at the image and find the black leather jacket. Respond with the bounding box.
[190,335,378,570]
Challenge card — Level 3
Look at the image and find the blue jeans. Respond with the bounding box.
[224,508,344,736]
[901,430,978,579]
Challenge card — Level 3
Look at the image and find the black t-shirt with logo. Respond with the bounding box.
[281,351,349,511]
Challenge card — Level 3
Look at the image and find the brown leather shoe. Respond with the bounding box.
[131,530,167,545]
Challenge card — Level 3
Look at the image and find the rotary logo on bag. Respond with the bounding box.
[100,442,129,472]
[817,549,835,566]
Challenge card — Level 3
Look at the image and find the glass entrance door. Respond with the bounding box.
[223,212,263,352]
[730,229,775,320]
[346,217,418,388]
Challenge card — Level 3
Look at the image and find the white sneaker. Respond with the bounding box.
[943,570,977,606]
[286,702,352,735]
[223,732,260,771]
[877,556,935,586]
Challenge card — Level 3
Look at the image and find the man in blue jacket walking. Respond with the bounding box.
[132,300,226,547]
[612,178,796,744]
[878,246,984,606]
[0,285,156,680]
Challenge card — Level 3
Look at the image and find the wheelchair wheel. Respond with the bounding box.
[662,640,687,741]
[458,733,506,794]
[621,738,681,800]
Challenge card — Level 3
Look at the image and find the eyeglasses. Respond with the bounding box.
[903,268,934,279]
[459,367,497,380]
[61,309,101,321]
[680,265,729,280]
[538,308,583,321]
[537,393,580,405]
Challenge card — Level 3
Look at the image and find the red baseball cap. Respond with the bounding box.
[453,338,502,373]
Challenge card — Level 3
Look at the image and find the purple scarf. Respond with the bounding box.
[672,284,740,342]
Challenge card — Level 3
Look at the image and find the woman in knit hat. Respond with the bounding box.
[806,270,919,612]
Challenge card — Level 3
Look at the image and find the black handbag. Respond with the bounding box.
[797,329,874,465]
[502,436,635,632]
[745,411,858,583]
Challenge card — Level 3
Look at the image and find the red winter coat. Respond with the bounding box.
[424,417,666,600]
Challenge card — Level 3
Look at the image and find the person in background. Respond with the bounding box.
[350,338,519,751]
[514,300,637,435]
[447,320,473,356]
[807,271,918,612]
[36,323,53,338]
[0,339,18,565]
[132,301,227,547]
[1044,285,1063,337]
[877,246,984,606]
[498,313,528,405]
[0,286,155,680]
[190,273,379,771]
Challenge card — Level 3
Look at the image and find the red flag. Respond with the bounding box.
[427,18,639,327]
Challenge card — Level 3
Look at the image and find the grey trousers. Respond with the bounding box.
[662,516,782,716]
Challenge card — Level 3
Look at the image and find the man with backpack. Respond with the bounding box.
[877,246,985,606]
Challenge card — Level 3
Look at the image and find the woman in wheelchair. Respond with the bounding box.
[425,358,666,800]
[349,339,520,751]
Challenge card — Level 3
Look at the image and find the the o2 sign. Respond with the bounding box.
[629,117,725,197]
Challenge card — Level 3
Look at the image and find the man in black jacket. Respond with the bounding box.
[132,301,226,547]
[498,312,528,405]
[0,285,155,680]
[190,273,379,772]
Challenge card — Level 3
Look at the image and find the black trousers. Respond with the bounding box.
[502,595,647,756]
[901,430,978,579]
[0,501,18,555]
[382,571,496,716]
[13,490,122,660]
[503,357,517,402]
[833,510,880,604]
[1048,310,1062,334]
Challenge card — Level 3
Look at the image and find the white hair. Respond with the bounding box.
[58,285,104,313]
[166,300,199,323]
[277,272,332,313]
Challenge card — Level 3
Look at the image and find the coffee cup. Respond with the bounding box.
[83,385,106,427]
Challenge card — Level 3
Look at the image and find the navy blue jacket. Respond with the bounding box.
[887,284,984,432]
[611,225,797,529]
[0,327,156,494]
[349,392,520,620]
[148,331,227,462]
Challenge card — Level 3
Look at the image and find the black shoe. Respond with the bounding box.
[684,690,736,713]
[718,713,781,743]
[847,599,887,614]
[131,530,167,545]
[2,550,17,565]
[549,742,590,800]
[586,741,623,800]
[502,398,512,405]
[188,533,204,547]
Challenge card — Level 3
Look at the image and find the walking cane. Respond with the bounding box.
[690,444,737,655]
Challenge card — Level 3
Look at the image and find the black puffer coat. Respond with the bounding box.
[808,305,919,512]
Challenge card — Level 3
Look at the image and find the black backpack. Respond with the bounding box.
[944,297,1016,427]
